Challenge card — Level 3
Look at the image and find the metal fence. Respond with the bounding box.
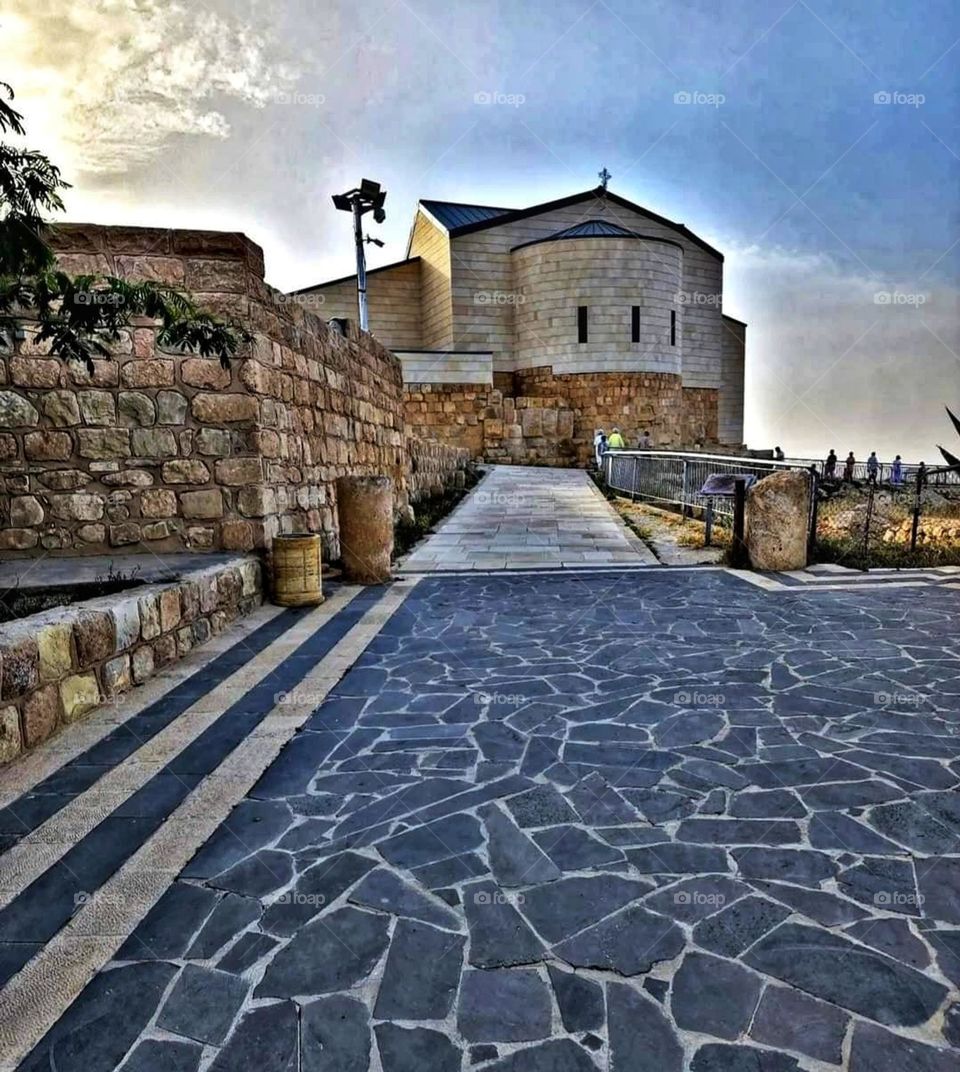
[601,450,813,525]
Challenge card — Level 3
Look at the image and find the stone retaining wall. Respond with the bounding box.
[0,556,262,763]
[405,369,719,466]
[0,225,407,561]
[407,436,472,503]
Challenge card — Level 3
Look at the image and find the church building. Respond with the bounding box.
[294,184,746,464]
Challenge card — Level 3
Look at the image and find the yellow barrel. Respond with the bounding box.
[271,534,324,606]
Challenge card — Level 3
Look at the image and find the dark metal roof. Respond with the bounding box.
[511,220,685,253]
[545,220,638,238]
[447,187,724,261]
[419,200,513,229]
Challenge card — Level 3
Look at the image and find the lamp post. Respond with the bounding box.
[332,179,386,332]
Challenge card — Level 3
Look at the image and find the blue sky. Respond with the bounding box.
[6,0,960,457]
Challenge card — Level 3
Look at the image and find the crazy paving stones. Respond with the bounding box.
[744,922,948,1025]
[553,903,685,974]
[257,907,390,997]
[519,874,653,944]
[374,1024,461,1072]
[301,996,370,1072]
[547,965,604,1031]
[457,968,552,1042]
[463,879,545,967]
[157,964,248,1045]
[481,804,561,886]
[607,981,683,1072]
[671,952,762,1040]
[348,867,461,929]
[377,813,484,869]
[750,985,849,1065]
[208,1001,298,1072]
[375,919,466,1020]
[692,895,790,956]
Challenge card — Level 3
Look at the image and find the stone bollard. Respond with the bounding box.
[272,534,323,606]
[745,469,812,570]
[336,475,394,584]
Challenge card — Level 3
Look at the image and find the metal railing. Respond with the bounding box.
[601,450,814,524]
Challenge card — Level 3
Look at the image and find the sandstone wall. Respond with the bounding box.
[407,436,472,503]
[0,557,261,762]
[0,225,407,560]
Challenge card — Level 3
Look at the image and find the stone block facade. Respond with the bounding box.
[0,557,261,762]
[405,368,718,467]
[0,225,411,560]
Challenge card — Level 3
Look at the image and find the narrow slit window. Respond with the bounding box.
[578,306,588,343]
[670,309,677,346]
[631,305,640,343]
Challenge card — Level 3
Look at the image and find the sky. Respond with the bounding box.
[4,0,959,460]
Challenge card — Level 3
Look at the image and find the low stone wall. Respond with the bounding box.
[0,556,262,763]
[0,224,407,561]
[407,436,472,503]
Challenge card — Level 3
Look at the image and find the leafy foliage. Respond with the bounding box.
[938,407,960,470]
[0,81,249,368]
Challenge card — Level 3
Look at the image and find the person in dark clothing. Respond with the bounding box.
[843,452,856,482]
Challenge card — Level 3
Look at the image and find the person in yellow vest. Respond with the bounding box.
[607,428,625,449]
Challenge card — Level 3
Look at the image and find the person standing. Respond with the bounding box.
[843,452,856,482]
[825,449,838,478]
[774,446,785,461]
[639,430,652,449]
[890,455,904,486]
[607,428,625,450]
[593,429,606,467]
[866,451,879,485]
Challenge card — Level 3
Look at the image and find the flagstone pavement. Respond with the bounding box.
[0,480,959,1070]
[398,465,657,571]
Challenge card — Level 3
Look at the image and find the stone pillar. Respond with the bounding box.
[337,476,394,584]
[746,470,812,571]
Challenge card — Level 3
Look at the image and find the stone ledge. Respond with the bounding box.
[0,555,263,764]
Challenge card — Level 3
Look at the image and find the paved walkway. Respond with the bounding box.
[2,570,960,1071]
[399,466,656,571]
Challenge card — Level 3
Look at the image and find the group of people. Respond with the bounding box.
[823,449,920,488]
[593,427,653,466]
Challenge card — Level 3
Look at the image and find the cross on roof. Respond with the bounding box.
[598,166,612,190]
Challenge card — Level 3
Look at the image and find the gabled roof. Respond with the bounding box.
[418,200,512,229]
[439,186,723,260]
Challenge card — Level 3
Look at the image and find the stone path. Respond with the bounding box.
[2,569,960,1070]
[399,465,656,571]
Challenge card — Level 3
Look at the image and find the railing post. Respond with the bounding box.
[807,466,818,563]
[704,499,714,546]
[910,469,922,551]
[732,478,747,567]
[681,460,690,518]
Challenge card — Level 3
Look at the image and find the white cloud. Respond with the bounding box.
[723,243,960,461]
[3,0,298,174]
